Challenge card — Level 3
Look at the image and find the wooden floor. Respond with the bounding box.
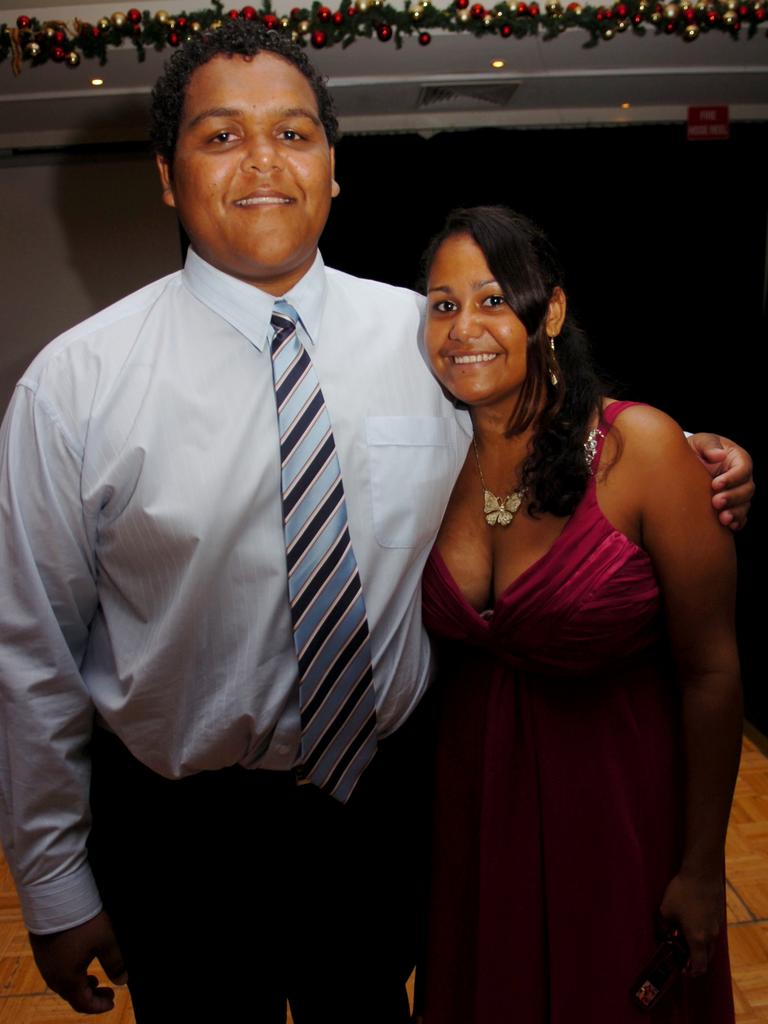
[1,735,767,1022]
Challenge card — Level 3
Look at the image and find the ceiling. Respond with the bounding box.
[1,0,767,149]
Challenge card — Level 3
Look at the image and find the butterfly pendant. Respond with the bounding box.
[483,489,523,527]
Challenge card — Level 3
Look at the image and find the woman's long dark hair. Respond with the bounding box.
[422,206,606,517]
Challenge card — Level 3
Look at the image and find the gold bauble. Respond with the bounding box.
[44,25,56,36]
[66,49,80,65]
[111,11,126,27]
[299,18,311,30]
[602,23,614,34]
[546,1,562,11]
[190,20,202,31]
[167,18,176,28]
[483,13,493,23]
[616,15,629,26]
[684,20,699,33]
[722,7,737,19]
[358,0,368,9]
[210,19,222,28]
[411,7,423,19]
[694,0,707,9]
[663,3,679,17]
[281,16,290,26]
[155,9,169,22]
[26,40,41,56]
[649,9,662,20]
[457,9,470,20]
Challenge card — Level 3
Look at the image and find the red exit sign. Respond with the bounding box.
[688,105,730,141]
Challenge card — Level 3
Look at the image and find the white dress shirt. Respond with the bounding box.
[0,248,471,935]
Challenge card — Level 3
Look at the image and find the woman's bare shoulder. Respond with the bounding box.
[602,400,694,467]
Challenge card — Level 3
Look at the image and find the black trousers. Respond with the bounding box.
[88,694,435,1024]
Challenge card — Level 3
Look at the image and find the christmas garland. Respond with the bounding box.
[2,0,766,72]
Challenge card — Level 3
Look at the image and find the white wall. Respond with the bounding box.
[0,151,181,411]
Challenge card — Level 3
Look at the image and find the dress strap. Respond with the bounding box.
[591,400,642,476]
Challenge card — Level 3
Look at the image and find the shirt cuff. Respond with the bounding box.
[21,863,103,935]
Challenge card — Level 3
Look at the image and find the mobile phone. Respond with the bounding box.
[630,929,689,1012]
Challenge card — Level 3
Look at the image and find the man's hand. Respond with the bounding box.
[687,433,754,531]
[29,910,127,1014]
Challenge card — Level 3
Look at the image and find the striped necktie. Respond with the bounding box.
[270,301,377,802]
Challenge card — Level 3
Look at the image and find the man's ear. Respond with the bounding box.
[545,286,567,337]
[330,147,340,199]
[155,154,177,210]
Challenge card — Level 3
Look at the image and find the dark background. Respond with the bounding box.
[319,120,766,733]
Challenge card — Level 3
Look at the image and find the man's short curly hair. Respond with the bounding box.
[150,21,339,162]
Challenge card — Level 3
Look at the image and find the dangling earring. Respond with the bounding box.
[548,337,559,387]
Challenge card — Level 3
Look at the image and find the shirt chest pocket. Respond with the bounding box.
[366,416,458,549]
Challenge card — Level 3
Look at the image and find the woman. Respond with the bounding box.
[420,206,741,1023]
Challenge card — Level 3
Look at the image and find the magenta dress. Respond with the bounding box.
[421,401,734,1024]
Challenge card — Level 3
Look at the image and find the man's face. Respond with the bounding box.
[156,52,339,294]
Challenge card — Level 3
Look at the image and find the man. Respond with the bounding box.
[0,21,753,1024]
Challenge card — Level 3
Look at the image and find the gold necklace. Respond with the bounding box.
[472,435,527,528]
[472,427,604,528]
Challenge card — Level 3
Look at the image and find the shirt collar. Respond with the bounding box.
[181,247,327,352]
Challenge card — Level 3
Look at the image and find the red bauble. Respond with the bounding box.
[707,8,718,19]
[456,0,470,9]
[311,28,327,44]
[176,16,188,27]
[263,13,278,26]
[168,29,180,43]
[684,7,696,19]
[347,4,358,13]
[332,11,345,23]
[318,5,332,19]
[16,14,31,28]
[471,3,485,15]
[756,6,766,20]
[529,2,540,13]
[732,17,741,27]
[53,29,66,42]
[228,8,240,18]
[615,1,628,14]
[51,45,66,60]
[418,28,431,41]
[291,7,302,16]
[91,25,101,36]
[632,11,642,20]
[501,20,513,32]
[376,21,392,37]
[596,8,604,18]
[240,6,257,19]
[127,7,141,22]
[517,2,529,14]
[738,3,748,13]
[664,18,676,29]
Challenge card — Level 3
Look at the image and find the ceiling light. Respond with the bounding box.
[491,59,505,69]
[91,78,104,87]
[621,101,631,109]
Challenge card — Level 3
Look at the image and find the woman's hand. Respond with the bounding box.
[658,871,725,976]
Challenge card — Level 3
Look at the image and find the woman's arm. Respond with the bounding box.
[612,406,743,975]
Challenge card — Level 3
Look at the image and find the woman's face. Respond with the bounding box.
[425,234,530,414]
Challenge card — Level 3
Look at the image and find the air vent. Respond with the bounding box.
[416,81,520,110]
